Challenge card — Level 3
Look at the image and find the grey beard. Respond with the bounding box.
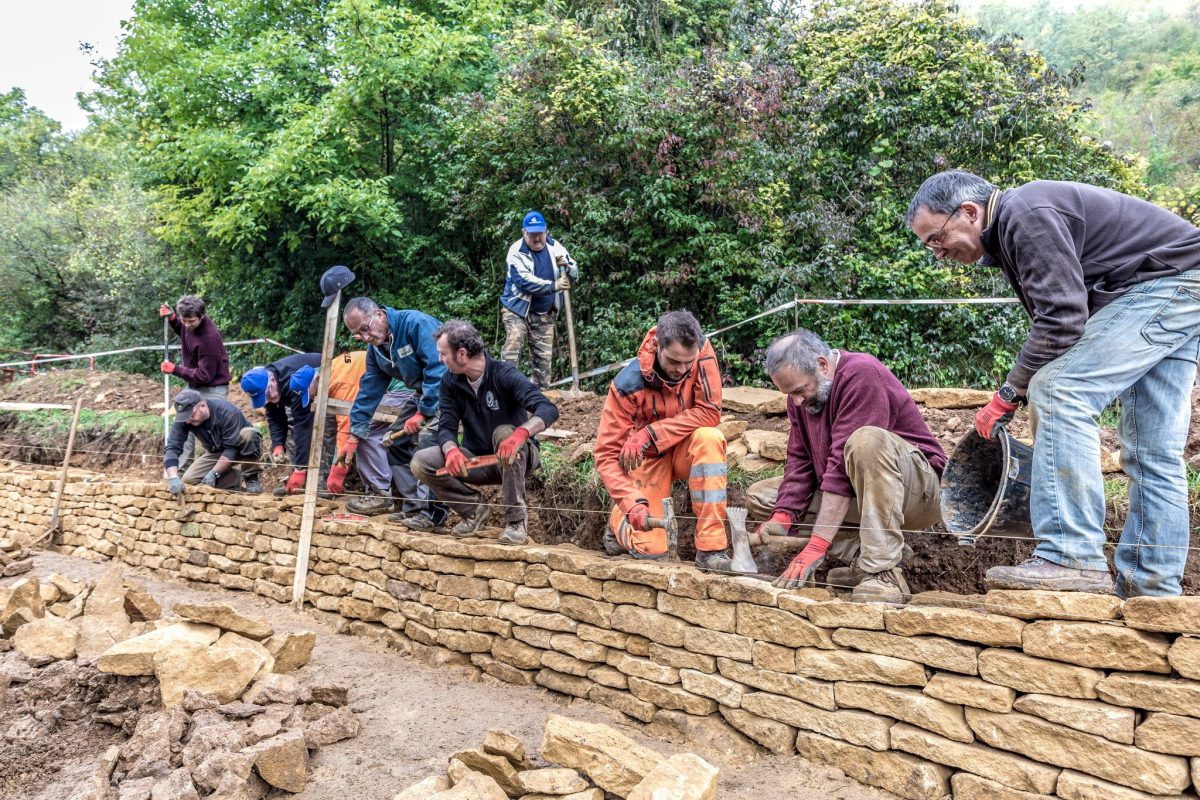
[803,375,833,414]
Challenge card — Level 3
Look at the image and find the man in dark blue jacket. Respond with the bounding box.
[338,297,448,528]
[163,389,263,494]
[412,320,559,545]
[240,352,321,496]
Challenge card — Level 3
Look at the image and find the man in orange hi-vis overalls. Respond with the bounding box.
[594,310,732,572]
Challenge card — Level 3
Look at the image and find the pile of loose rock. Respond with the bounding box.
[396,715,718,800]
[0,535,33,577]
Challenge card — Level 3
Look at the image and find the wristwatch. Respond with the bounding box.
[998,383,1027,405]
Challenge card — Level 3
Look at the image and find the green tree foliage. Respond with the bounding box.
[83,0,1137,387]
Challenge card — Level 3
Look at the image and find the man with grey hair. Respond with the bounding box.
[751,329,945,603]
[158,294,231,471]
[907,170,1200,597]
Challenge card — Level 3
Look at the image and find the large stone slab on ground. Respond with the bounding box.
[1055,769,1193,800]
[835,682,972,742]
[432,771,507,800]
[449,749,523,796]
[97,622,220,676]
[889,723,1060,794]
[1011,693,1134,744]
[883,605,1024,647]
[540,715,662,797]
[213,632,273,679]
[13,615,77,661]
[85,567,128,621]
[1095,672,1200,717]
[794,730,951,800]
[722,386,787,414]
[983,591,1121,621]
[153,641,262,708]
[1123,597,1200,634]
[923,673,1014,713]
[1021,620,1171,673]
[627,753,719,800]
[265,631,315,673]
[977,649,1103,699]
[482,729,528,766]
[395,776,449,800]
[965,708,1191,795]
[908,388,993,409]
[75,615,134,663]
[2,576,45,619]
[245,729,307,793]
[518,768,588,795]
[173,603,274,640]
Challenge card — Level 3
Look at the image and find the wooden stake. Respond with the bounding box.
[291,290,342,607]
[37,397,83,545]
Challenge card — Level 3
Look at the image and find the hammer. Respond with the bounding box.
[645,497,679,562]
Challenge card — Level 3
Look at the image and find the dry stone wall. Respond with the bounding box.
[3,471,1200,800]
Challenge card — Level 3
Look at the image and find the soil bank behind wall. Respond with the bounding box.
[3,473,1200,800]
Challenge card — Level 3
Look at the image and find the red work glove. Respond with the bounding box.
[160,361,175,374]
[444,446,469,479]
[626,502,651,532]
[403,411,426,437]
[497,427,530,468]
[326,464,348,495]
[336,436,359,466]
[285,469,307,495]
[773,535,831,589]
[619,428,653,472]
[756,510,793,543]
[159,303,172,318]
[271,446,288,465]
[976,393,1019,439]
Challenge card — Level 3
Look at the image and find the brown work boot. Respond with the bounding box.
[850,568,911,604]
[985,557,1114,593]
[451,506,493,538]
[826,563,870,590]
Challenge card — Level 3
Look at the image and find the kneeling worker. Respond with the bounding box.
[412,320,559,545]
[594,310,731,572]
[754,330,946,603]
[164,389,264,495]
[240,352,321,495]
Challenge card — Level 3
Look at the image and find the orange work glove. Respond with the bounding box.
[626,501,651,531]
[336,436,359,466]
[159,303,172,318]
[443,446,469,479]
[403,411,426,437]
[756,510,793,542]
[271,446,288,465]
[285,469,307,495]
[773,535,830,590]
[619,428,652,472]
[326,464,349,495]
[975,393,1019,439]
[160,361,175,374]
[496,427,530,468]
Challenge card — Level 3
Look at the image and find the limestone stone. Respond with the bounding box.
[950,773,1052,800]
[608,650,679,683]
[965,708,1191,795]
[1169,637,1200,680]
[153,641,262,708]
[450,749,523,796]
[707,577,783,606]
[680,668,746,708]
[908,387,993,409]
[611,606,687,647]
[977,649,1103,699]
[793,730,951,800]
[722,386,787,414]
[173,602,273,640]
[805,601,885,631]
[245,729,307,793]
[265,631,315,673]
[535,668,592,699]
[601,581,656,608]
[1096,672,1200,716]
[983,590,1121,622]
[434,772,507,800]
[3,576,45,618]
[743,430,788,461]
[213,632,273,678]
[718,417,747,441]
[559,596,615,628]
[124,591,162,623]
[518,768,588,795]
[628,676,719,716]
[627,753,719,800]
[243,673,299,706]
[642,709,758,760]
[1022,620,1171,673]
[716,657,835,710]
[97,623,221,676]
[492,637,544,670]
[794,647,928,686]
[308,683,349,707]
[394,775,449,800]
[1056,769,1192,800]
[736,604,834,648]
[587,665,628,689]
[682,628,753,661]
[883,606,1024,647]
[740,691,891,751]
[909,591,987,611]
[923,673,1014,713]
[514,586,562,612]
[49,573,85,599]
[751,641,796,673]
[1123,596,1200,634]
[542,650,592,677]
[550,634,607,663]
[540,714,663,796]
[836,682,973,742]
[656,593,736,633]
[520,791,602,800]
[1135,712,1200,756]
[832,629,979,675]
[588,685,657,723]
[85,567,128,621]
[75,615,134,663]
[13,616,77,661]
[718,706,797,754]
[649,644,715,674]
[150,767,201,800]
[1011,694,1134,744]
[482,729,528,766]
[889,723,1060,794]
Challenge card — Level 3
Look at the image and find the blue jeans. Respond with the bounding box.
[1027,270,1200,597]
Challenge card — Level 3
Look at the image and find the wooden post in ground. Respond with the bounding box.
[36,397,83,546]
[291,291,342,608]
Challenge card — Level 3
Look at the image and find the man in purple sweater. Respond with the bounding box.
[747,330,945,604]
[159,295,232,471]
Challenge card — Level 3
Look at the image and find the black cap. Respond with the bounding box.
[320,265,355,308]
[174,389,203,421]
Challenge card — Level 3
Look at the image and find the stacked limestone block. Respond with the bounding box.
[4,470,1200,800]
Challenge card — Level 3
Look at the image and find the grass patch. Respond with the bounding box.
[0,408,164,438]
[1097,400,1121,429]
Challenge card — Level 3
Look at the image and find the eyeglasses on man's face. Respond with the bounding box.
[923,207,960,251]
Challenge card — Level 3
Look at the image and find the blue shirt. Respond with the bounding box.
[528,247,555,315]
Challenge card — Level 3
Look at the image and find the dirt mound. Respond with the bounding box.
[0,369,257,417]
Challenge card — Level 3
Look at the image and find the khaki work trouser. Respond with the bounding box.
[182,427,263,490]
[745,426,941,573]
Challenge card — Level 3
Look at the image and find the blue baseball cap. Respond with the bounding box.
[240,367,270,408]
[522,210,547,233]
[289,365,316,408]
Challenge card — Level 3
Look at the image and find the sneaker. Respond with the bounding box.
[985,557,1115,593]
[695,550,733,573]
[451,506,493,538]
[346,494,394,516]
[243,479,263,495]
[499,521,529,546]
[388,512,443,533]
[851,568,911,604]
[602,527,625,556]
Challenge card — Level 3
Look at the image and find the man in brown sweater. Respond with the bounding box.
[907,171,1200,597]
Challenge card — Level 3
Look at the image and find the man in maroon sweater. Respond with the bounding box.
[159,295,232,470]
[747,329,946,603]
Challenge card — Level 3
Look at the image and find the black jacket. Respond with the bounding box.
[265,352,321,468]
[164,397,254,470]
[435,355,559,455]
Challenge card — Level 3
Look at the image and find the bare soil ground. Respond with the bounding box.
[3,551,897,800]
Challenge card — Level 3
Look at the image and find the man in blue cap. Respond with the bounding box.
[240,352,321,495]
[499,210,579,388]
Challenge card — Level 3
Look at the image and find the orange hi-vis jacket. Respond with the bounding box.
[595,327,723,514]
[327,351,366,453]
